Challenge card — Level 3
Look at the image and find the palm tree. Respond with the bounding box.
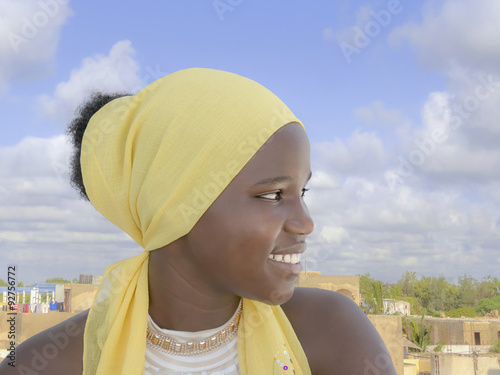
[404,315,431,351]
[364,281,384,314]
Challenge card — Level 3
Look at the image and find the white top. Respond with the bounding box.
[145,307,241,375]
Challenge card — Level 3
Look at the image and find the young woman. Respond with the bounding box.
[0,68,396,374]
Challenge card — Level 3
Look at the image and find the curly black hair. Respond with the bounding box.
[66,92,132,201]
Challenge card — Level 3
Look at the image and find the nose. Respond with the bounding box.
[284,198,314,236]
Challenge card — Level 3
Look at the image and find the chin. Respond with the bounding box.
[261,285,295,306]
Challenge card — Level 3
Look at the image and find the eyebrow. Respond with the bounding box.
[251,171,312,188]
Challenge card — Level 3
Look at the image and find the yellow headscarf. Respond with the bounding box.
[81,68,311,374]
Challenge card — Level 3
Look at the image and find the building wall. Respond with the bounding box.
[426,317,500,346]
[463,321,493,346]
[65,284,98,313]
[395,300,411,316]
[429,319,465,345]
[368,315,404,375]
[294,271,360,305]
[431,353,500,375]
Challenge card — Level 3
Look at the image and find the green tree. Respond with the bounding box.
[398,271,418,297]
[443,283,460,311]
[446,307,477,318]
[45,277,71,283]
[0,278,7,286]
[403,315,431,351]
[457,274,478,307]
[72,278,79,284]
[389,284,403,300]
[477,276,500,300]
[364,280,384,315]
[476,295,500,316]
[359,273,374,295]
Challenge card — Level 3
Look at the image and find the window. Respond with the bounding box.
[474,332,481,346]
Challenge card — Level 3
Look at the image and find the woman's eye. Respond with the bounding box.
[259,191,282,201]
[259,188,309,201]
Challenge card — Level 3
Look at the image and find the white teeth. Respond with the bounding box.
[268,253,301,264]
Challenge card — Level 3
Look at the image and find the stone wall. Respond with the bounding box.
[427,317,500,345]
[369,315,404,375]
[295,271,360,305]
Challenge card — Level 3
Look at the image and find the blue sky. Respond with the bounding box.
[1,0,499,284]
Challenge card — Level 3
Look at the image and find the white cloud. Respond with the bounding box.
[305,156,500,281]
[304,86,500,280]
[37,40,142,126]
[392,89,500,184]
[386,0,500,156]
[388,0,500,71]
[312,130,389,177]
[320,226,350,244]
[0,0,72,92]
[0,135,140,283]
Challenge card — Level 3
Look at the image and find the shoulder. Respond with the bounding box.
[281,287,397,375]
[0,309,89,375]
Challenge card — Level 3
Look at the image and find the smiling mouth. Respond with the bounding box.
[267,253,301,264]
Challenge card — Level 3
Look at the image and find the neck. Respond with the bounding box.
[148,241,241,332]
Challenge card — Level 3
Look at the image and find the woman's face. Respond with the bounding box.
[178,122,314,305]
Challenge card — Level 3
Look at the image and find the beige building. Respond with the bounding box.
[430,353,500,374]
[424,316,500,346]
[294,271,361,305]
[64,283,99,313]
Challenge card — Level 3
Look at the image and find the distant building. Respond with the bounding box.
[383,299,411,316]
[424,316,500,346]
[294,271,360,305]
[79,274,93,284]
